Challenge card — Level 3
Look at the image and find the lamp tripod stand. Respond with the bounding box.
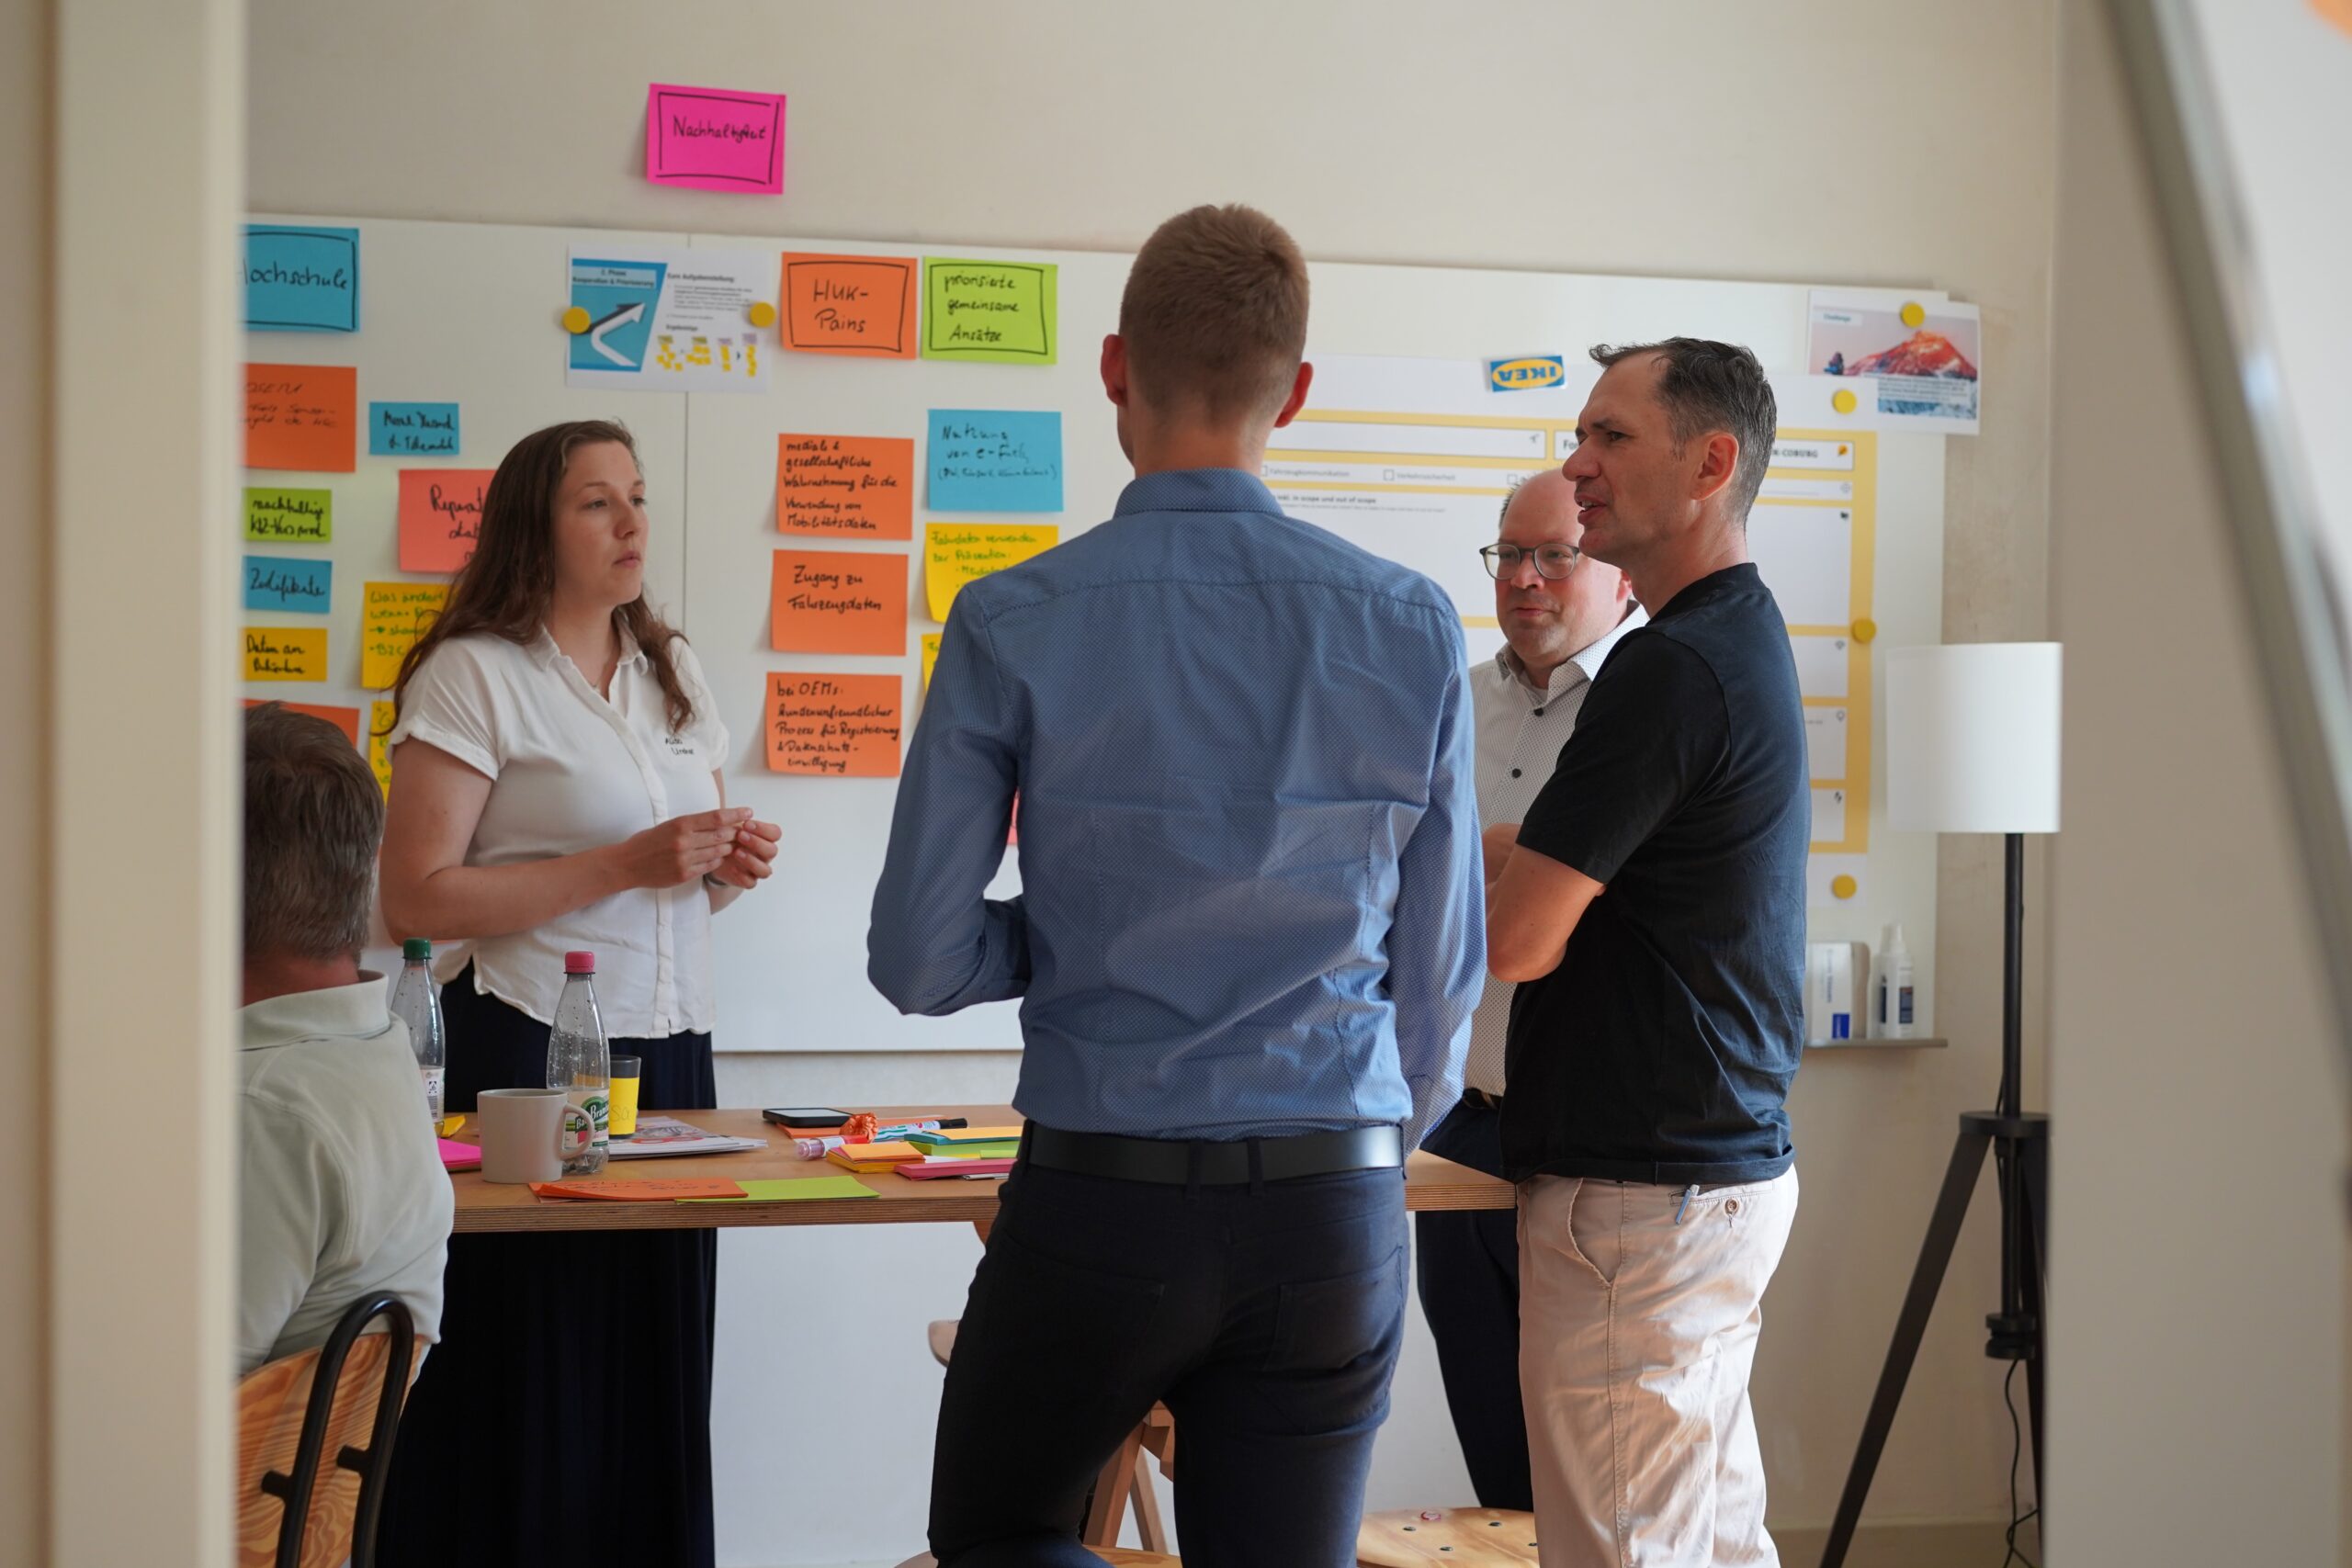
[1820,831,2048,1567]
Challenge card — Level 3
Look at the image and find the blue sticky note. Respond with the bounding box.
[927,410,1063,513]
[243,555,334,615]
[369,401,461,457]
[244,225,360,333]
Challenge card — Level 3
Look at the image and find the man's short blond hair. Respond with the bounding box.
[1118,204,1309,423]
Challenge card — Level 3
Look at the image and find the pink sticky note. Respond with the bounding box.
[645,83,786,194]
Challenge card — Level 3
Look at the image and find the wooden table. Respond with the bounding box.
[450,1105,1513,1233]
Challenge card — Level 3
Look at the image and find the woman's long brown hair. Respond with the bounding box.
[388,420,697,734]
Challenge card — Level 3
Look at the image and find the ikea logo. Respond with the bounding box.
[1487,355,1566,392]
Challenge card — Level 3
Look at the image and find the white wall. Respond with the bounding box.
[2045,2,2346,1562]
[247,3,2060,1560]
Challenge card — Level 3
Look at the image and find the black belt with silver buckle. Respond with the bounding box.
[1023,1123,1403,1186]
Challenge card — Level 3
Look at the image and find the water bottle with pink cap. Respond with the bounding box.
[546,950,611,1175]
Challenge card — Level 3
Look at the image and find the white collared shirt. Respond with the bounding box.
[238,976,454,1374]
[388,628,731,1037]
[1464,607,1648,1093]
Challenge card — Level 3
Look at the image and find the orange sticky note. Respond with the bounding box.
[243,626,327,682]
[528,1178,747,1201]
[770,548,908,656]
[776,434,913,539]
[397,469,494,573]
[244,363,356,472]
[778,252,919,358]
[243,698,360,745]
[765,672,902,777]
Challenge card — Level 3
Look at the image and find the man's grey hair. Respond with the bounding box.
[1498,471,1533,527]
[243,703,384,962]
[1589,337,1778,522]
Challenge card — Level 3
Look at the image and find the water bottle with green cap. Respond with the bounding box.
[389,938,447,1123]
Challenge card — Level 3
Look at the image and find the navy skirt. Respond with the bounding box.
[378,966,718,1568]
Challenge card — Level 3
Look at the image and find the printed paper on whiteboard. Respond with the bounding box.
[1808,290,1981,434]
[566,247,773,393]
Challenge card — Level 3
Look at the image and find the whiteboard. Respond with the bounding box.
[243,216,1950,1052]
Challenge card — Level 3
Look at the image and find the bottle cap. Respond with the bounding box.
[401,938,432,962]
[564,951,596,975]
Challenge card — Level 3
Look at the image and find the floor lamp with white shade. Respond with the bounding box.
[1820,642,2063,1568]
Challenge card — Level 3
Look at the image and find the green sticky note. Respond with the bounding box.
[683,1176,879,1203]
[932,1142,1021,1160]
[244,486,333,543]
[922,258,1057,364]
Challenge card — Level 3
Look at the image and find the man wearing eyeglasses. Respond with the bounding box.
[1414,468,1643,1511]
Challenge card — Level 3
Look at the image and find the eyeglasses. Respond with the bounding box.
[1480,543,1583,581]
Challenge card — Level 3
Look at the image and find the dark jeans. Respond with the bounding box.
[1413,1100,1534,1511]
[930,1148,1409,1568]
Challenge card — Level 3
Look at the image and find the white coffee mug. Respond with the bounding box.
[476,1088,570,1184]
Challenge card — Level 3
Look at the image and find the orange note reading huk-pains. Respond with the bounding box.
[778,252,919,358]
[770,548,908,656]
[245,363,357,472]
[765,672,901,778]
[776,434,913,539]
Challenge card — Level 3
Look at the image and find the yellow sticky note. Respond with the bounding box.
[360,581,450,690]
[243,626,326,682]
[924,524,1058,623]
[369,700,395,795]
[921,632,942,691]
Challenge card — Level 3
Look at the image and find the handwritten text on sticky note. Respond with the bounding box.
[369,402,460,457]
[244,487,333,544]
[369,700,396,794]
[244,555,333,615]
[645,83,786,193]
[397,469,492,573]
[245,363,357,472]
[770,549,908,657]
[778,253,918,357]
[928,410,1063,513]
[244,225,359,333]
[922,259,1057,363]
[361,581,449,690]
[924,524,1059,622]
[777,434,913,539]
[243,626,327,682]
[766,672,901,777]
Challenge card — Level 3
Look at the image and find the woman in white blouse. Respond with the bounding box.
[372,419,776,1568]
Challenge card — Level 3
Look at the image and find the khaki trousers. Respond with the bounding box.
[1518,1168,1799,1568]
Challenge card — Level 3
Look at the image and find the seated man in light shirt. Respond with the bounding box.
[1414,468,1643,1510]
[237,703,452,1375]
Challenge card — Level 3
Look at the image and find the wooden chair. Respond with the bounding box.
[236,1294,419,1568]
[1356,1506,1540,1566]
[926,1316,1176,1554]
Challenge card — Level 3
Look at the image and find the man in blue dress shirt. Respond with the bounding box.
[869,204,1485,1568]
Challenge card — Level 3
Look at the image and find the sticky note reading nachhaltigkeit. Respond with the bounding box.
[243,626,327,682]
[922,259,1057,364]
[369,401,461,457]
[360,581,449,690]
[776,435,914,539]
[244,225,359,333]
[778,254,918,358]
[243,555,333,615]
[644,83,786,194]
[765,672,902,777]
[397,469,493,573]
[244,487,333,543]
[242,698,360,745]
[928,410,1063,513]
[770,549,908,656]
[369,700,395,794]
[924,524,1059,622]
[245,364,357,472]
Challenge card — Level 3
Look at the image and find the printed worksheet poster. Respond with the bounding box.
[566,247,774,394]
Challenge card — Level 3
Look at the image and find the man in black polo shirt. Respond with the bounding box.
[1485,338,1807,1567]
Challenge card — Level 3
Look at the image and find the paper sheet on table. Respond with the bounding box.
[684,1177,878,1203]
[245,364,356,472]
[922,258,1057,364]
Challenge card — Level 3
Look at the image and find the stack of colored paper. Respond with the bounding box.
[904,1125,1023,1148]
[826,1141,927,1173]
[894,1156,1016,1180]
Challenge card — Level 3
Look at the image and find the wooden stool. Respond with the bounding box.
[1357,1507,1540,1566]
[924,1319,1175,1553]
